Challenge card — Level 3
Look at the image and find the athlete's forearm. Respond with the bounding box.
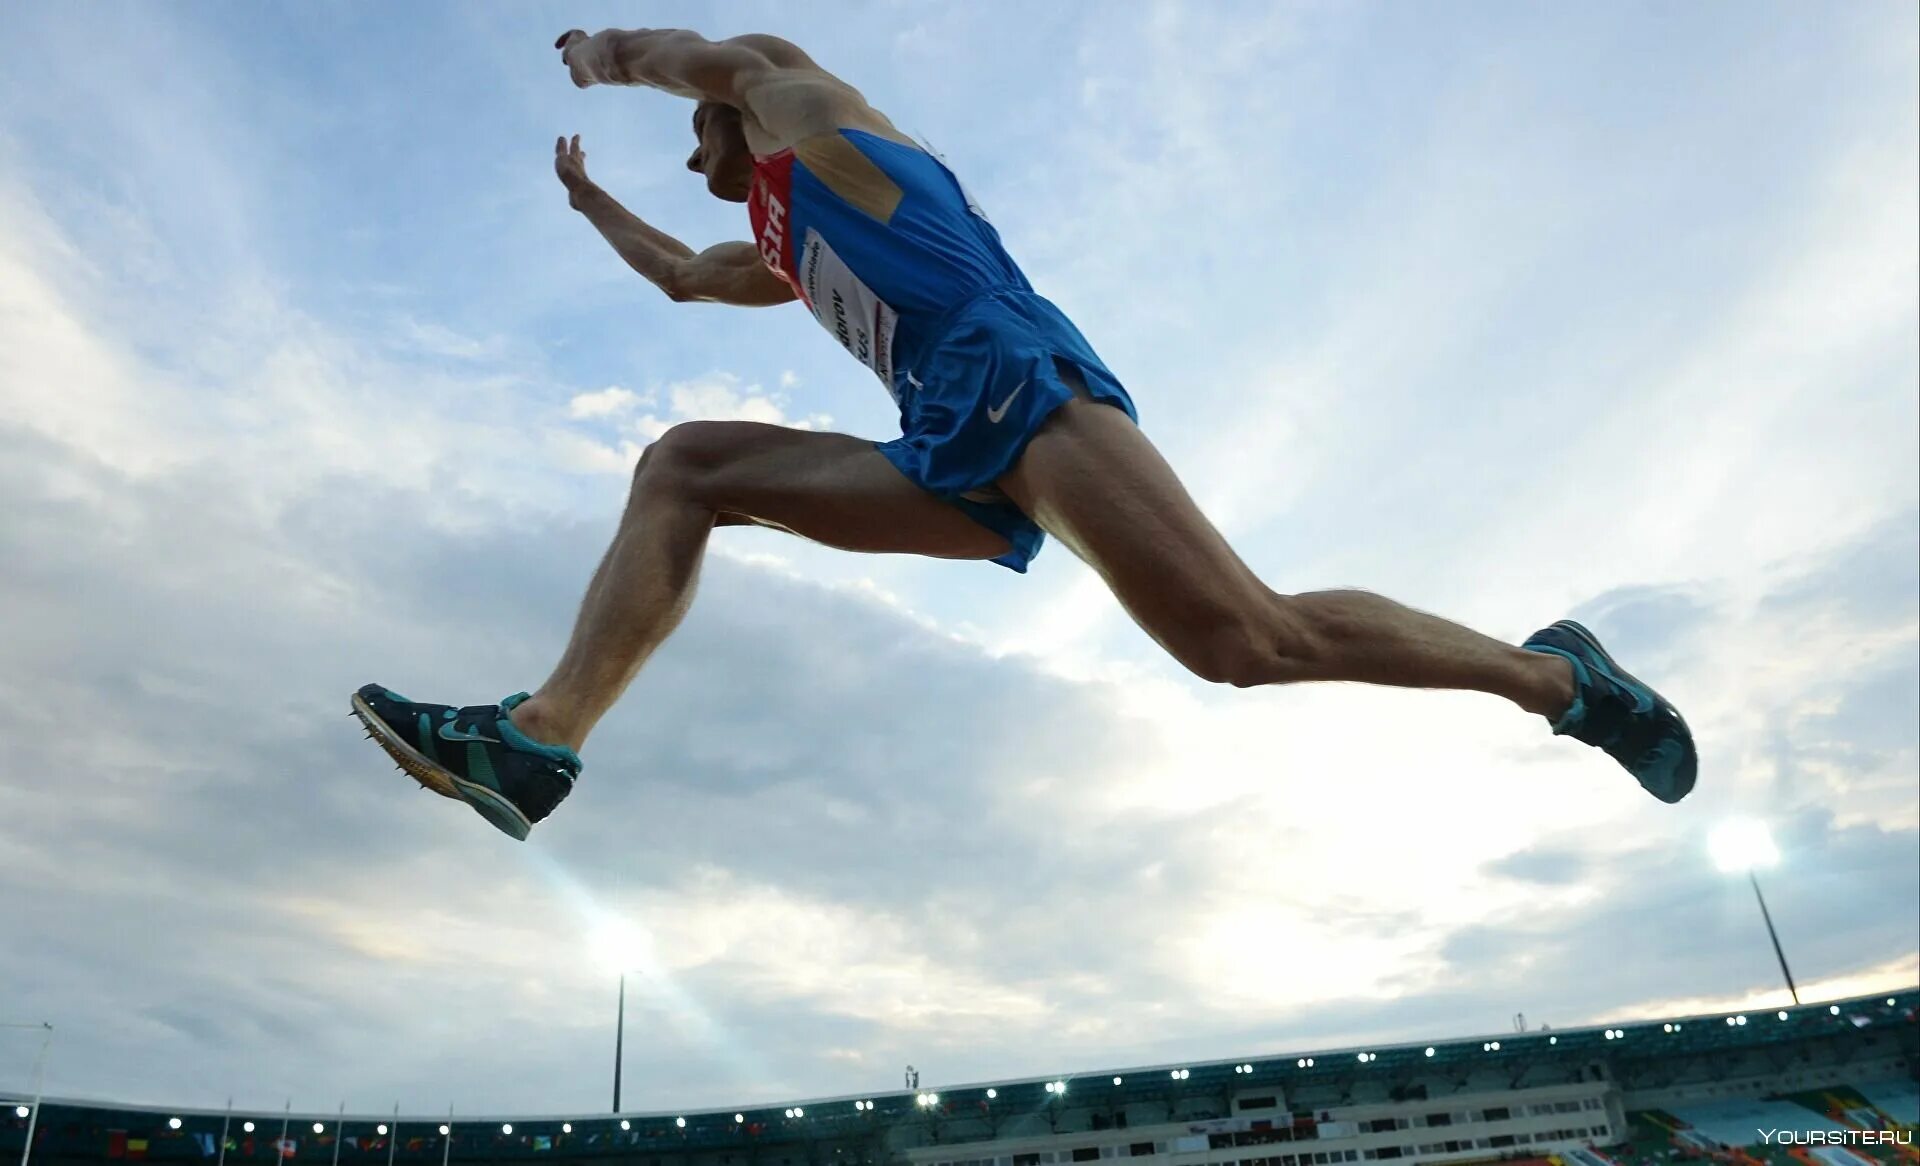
[574,29,706,95]
[569,181,693,298]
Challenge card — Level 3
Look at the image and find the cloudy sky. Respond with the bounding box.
[1,0,1915,1119]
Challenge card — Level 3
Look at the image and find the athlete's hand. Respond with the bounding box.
[555,29,608,88]
[555,135,592,201]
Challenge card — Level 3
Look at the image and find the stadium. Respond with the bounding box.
[7,992,1914,1166]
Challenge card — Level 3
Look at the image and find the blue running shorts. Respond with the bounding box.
[876,286,1139,572]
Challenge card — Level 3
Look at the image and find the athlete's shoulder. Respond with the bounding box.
[727,38,913,154]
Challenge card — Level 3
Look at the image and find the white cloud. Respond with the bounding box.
[566,384,644,418]
[632,371,834,440]
[394,316,509,362]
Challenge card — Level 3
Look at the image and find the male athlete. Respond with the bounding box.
[350,27,1696,840]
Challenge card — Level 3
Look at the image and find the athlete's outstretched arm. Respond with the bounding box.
[555,135,795,307]
[554,28,813,104]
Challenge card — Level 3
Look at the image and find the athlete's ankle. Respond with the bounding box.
[1518,651,1578,721]
[508,695,586,754]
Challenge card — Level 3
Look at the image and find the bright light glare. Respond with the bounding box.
[590,921,656,975]
[1709,820,1780,873]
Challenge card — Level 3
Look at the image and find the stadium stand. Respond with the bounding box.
[2,991,1912,1166]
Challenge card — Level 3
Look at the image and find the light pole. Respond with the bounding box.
[1710,820,1799,1005]
[592,922,651,1115]
[613,973,626,1113]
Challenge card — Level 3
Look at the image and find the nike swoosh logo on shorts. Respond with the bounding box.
[986,380,1027,424]
[439,723,501,744]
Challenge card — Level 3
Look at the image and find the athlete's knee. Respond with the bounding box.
[1173,595,1324,688]
[632,421,754,500]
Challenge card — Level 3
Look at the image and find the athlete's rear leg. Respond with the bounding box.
[994,374,1575,716]
[508,422,1010,752]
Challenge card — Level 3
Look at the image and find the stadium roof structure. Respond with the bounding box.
[4,988,1914,1161]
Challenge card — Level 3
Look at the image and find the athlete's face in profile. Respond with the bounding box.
[688,102,754,203]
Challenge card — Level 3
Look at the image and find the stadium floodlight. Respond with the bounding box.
[1710,820,1799,1005]
[169,1120,182,1131]
[620,1121,631,1132]
[1710,819,1779,872]
[438,1127,449,1137]
[243,1123,254,1134]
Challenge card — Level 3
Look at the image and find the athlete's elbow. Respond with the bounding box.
[651,262,698,303]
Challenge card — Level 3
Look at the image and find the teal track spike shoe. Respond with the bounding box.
[1522,620,1697,804]
[350,685,581,841]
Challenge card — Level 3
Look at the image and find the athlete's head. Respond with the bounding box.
[688,101,753,203]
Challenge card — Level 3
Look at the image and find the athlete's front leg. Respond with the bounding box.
[354,420,1009,839]
[509,421,1009,753]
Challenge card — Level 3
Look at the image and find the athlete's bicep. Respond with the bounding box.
[675,241,797,307]
[617,32,777,105]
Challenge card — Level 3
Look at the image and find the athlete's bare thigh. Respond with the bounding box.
[663,420,1011,562]
[993,373,1271,644]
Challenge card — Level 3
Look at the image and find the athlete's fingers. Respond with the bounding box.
[571,134,582,158]
[555,29,586,52]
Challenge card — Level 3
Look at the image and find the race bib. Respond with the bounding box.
[797,228,899,397]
